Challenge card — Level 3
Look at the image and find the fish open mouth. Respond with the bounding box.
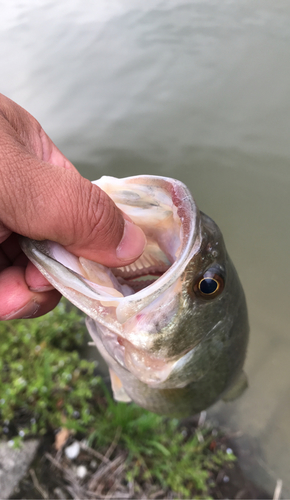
[44,174,187,303]
[21,175,199,324]
[90,175,193,296]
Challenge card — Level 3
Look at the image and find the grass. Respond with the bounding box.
[0,299,236,498]
[88,386,236,497]
[0,301,99,438]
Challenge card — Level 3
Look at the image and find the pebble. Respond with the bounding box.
[76,465,87,479]
[54,487,68,499]
[64,441,80,460]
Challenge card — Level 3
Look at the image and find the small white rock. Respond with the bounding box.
[76,465,87,479]
[65,441,80,460]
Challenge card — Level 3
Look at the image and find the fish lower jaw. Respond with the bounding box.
[98,326,175,386]
[91,321,197,390]
[123,348,174,387]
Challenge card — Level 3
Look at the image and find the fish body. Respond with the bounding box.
[21,175,249,417]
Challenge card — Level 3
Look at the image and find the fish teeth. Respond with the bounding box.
[135,260,144,270]
[141,255,152,267]
[131,254,144,269]
[113,251,171,281]
[144,253,154,265]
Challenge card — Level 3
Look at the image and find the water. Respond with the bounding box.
[1,0,290,495]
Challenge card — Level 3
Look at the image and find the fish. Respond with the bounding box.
[21,175,249,417]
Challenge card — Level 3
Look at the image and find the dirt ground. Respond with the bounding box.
[10,429,271,500]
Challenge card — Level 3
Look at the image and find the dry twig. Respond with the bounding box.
[104,427,122,460]
[104,462,126,499]
[29,468,49,499]
[88,454,124,491]
[149,489,167,499]
[80,441,110,464]
[45,452,85,499]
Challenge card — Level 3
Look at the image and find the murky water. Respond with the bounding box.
[1,1,290,495]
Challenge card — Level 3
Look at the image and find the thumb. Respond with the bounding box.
[64,174,147,267]
[0,135,146,269]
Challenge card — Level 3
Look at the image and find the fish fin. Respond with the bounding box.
[109,369,132,403]
[222,370,248,402]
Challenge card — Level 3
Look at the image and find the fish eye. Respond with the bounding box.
[194,270,224,299]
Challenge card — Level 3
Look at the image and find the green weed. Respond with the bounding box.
[0,300,100,437]
[88,390,236,497]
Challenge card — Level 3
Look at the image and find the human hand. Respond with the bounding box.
[0,94,146,320]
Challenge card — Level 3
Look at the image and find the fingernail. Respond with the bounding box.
[116,220,146,262]
[0,300,40,320]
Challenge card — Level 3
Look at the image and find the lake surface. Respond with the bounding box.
[1,0,290,495]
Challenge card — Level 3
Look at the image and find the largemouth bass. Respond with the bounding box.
[21,175,249,417]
